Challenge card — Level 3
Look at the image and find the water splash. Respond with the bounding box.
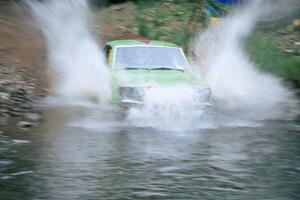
[127,86,214,131]
[127,1,299,131]
[25,0,298,131]
[190,0,299,120]
[28,0,111,105]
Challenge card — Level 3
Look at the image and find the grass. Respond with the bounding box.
[246,31,300,80]
[130,1,300,81]
[116,0,231,49]
[132,0,195,49]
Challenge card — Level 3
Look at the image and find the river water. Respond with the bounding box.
[1,0,299,199]
[0,106,299,200]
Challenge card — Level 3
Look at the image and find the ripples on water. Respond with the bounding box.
[0,108,300,200]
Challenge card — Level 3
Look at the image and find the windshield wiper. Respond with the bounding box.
[151,67,183,71]
[126,67,154,70]
[125,67,183,71]
[125,67,141,70]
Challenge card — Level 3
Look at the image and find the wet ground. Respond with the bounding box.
[0,106,300,200]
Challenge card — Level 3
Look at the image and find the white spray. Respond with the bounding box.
[128,1,299,131]
[191,0,299,120]
[28,0,111,105]
[127,86,212,131]
[26,0,298,131]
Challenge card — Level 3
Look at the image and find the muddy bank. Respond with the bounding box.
[0,1,138,129]
[0,63,46,128]
[0,2,47,86]
[0,2,47,128]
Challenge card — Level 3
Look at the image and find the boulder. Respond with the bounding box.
[24,112,42,122]
[0,92,10,104]
[17,121,33,128]
[294,42,300,46]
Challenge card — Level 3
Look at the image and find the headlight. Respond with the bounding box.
[119,86,144,102]
[196,87,211,102]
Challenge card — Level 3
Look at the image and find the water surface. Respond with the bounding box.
[0,107,300,200]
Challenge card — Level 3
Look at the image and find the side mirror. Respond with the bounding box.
[104,46,113,68]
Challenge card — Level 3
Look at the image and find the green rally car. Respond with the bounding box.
[104,39,211,108]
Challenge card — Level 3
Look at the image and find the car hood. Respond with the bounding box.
[112,69,206,87]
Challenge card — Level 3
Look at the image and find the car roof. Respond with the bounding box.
[105,39,179,49]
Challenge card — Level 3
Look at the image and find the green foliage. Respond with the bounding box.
[132,0,194,49]
[131,0,230,49]
[246,31,300,80]
[104,0,300,81]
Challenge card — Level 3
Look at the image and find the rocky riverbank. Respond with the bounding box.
[0,63,46,128]
[0,2,47,129]
[275,19,300,56]
[275,32,300,56]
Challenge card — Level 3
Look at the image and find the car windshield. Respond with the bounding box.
[114,46,187,70]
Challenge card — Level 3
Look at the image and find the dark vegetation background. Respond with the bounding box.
[0,0,299,88]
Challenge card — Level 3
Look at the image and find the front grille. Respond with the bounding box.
[119,87,144,102]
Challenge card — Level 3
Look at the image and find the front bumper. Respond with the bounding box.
[118,86,212,110]
[119,99,144,109]
[119,99,212,110]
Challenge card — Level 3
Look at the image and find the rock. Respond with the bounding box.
[294,42,300,46]
[6,85,18,93]
[24,113,42,122]
[25,86,35,95]
[21,103,33,110]
[17,121,33,128]
[0,108,9,114]
[0,65,44,128]
[0,80,12,86]
[0,92,10,104]
[284,49,294,54]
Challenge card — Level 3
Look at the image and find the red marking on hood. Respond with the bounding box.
[132,38,152,44]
